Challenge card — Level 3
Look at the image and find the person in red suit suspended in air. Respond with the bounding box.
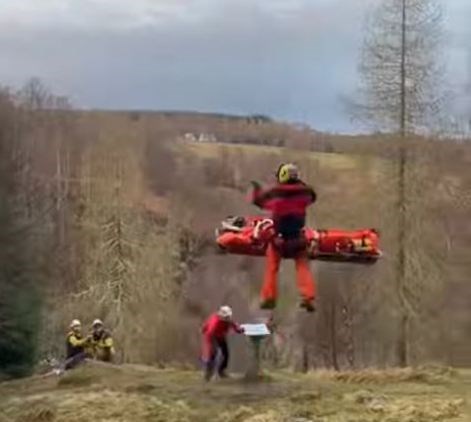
[201,305,244,381]
[251,163,317,312]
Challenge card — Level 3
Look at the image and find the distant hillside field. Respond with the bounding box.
[184,142,367,170]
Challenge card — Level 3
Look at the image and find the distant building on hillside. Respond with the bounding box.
[181,132,218,143]
[199,133,217,143]
[246,114,272,124]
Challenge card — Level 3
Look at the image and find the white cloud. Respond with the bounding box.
[0,0,378,31]
[0,0,207,30]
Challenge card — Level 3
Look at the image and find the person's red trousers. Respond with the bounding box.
[261,242,316,304]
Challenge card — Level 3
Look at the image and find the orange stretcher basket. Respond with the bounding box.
[216,216,382,264]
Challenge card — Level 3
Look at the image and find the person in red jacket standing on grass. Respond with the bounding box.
[201,305,244,381]
[251,163,317,312]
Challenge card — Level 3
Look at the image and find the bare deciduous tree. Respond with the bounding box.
[356,0,446,133]
[355,0,446,366]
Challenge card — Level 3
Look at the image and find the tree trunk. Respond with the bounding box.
[301,342,309,373]
[397,0,409,367]
[342,305,355,368]
[330,302,340,371]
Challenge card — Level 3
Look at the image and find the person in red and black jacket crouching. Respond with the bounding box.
[201,305,244,381]
[251,163,317,312]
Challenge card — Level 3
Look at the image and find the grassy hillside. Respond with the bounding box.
[0,364,469,422]
[174,140,384,227]
[183,142,361,169]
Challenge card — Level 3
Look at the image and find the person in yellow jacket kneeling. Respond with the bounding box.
[65,319,92,370]
[90,319,115,362]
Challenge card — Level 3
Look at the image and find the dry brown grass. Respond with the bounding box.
[183,142,363,171]
[314,365,457,385]
[0,364,468,422]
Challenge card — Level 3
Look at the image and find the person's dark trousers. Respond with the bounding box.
[64,351,88,370]
[205,337,229,380]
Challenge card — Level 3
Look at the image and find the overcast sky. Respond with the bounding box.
[1,0,469,133]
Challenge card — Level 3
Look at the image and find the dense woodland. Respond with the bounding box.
[0,78,470,379]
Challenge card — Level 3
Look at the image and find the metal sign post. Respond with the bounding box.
[240,323,271,381]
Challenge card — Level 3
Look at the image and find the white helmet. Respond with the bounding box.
[92,318,104,327]
[70,319,81,329]
[218,305,233,319]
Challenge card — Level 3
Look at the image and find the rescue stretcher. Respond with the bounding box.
[216,216,382,264]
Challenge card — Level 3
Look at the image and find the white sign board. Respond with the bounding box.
[241,323,270,337]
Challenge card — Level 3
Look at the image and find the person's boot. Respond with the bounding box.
[204,367,214,382]
[299,299,316,313]
[260,298,277,310]
[218,370,230,379]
